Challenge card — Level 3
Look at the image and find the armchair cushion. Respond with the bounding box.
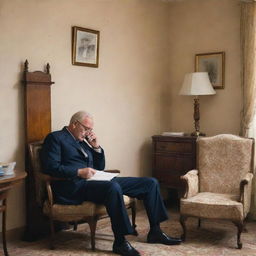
[43,200,96,222]
[181,192,243,221]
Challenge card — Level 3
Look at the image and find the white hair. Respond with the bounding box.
[69,111,92,124]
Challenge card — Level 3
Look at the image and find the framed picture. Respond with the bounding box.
[195,52,225,89]
[72,26,100,67]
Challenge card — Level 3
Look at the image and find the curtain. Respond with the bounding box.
[240,1,256,219]
[240,1,256,137]
[240,2,256,137]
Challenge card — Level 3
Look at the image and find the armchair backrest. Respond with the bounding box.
[198,134,254,195]
[28,141,46,206]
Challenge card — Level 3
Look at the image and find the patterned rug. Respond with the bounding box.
[5,208,256,256]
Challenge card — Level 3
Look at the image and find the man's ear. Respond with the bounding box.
[72,122,77,128]
[69,122,76,131]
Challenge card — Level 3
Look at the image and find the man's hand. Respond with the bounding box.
[77,167,96,179]
[86,131,100,149]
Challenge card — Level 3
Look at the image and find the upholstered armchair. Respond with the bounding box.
[179,134,254,249]
[28,141,137,250]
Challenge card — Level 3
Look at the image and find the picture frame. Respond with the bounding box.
[195,52,225,89]
[72,26,100,67]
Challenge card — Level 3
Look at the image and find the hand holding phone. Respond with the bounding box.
[86,135,94,142]
[85,131,100,149]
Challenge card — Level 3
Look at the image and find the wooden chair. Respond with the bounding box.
[28,141,137,250]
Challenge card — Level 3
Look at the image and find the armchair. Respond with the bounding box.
[28,141,137,250]
[180,134,254,249]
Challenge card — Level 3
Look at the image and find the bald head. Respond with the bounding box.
[68,111,94,141]
[69,111,92,125]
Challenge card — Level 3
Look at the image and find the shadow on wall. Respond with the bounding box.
[138,138,174,205]
[160,85,172,130]
[138,139,153,177]
[12,62,26,170]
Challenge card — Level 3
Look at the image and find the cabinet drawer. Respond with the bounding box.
[154,154,194,174]
[154,172,181,189]
[152,135,197,191]
[155,141,193,153]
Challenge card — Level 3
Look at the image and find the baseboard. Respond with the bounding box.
[0,226,25,241]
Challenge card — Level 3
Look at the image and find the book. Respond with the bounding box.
[161,132,185,136]
[87,171,119,181]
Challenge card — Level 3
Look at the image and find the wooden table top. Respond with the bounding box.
[0,170,27,184]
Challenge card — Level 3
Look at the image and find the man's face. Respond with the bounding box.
[71,117,94,141]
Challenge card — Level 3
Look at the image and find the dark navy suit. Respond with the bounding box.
[41,127,169,236]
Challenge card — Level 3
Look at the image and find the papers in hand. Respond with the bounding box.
[88,171,119,181]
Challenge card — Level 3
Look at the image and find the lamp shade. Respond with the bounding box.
[179,72,216,96]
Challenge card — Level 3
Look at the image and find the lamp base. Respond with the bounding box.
[191,131,206,137]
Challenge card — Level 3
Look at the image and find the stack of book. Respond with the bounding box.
[161,132,185,136]
[0,162,16,176]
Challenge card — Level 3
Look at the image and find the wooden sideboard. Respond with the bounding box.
[152,135,197,192]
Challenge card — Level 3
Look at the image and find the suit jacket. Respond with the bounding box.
[40,127,105,204]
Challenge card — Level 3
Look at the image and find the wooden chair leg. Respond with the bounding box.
[180,215,187,241]
[243,222,248,233]
[88,218,97,251]
[233,221,243,249]
[73,222,78,231]
[197,218,201,229]
[131,201,138,236]
[2,198,9,256]
[49,217,55,250]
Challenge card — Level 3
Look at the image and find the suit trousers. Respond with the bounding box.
[77,177,169,236]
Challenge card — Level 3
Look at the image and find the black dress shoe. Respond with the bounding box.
[147,230,182,245]
[113,240,141,256]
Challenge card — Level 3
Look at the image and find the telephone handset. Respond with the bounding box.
[85,135,94,142]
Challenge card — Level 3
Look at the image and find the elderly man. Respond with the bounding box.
[41,111,181,256]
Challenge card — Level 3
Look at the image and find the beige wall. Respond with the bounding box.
[0,0,241,232]
[166,0,241,135]
[0,0,169,231]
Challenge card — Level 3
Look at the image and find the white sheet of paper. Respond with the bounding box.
[87,171,119,181]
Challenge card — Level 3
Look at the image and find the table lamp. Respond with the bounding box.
[179,72,216,136]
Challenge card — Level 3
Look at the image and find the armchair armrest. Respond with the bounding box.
[38,172,68,181]
[37,173,68,207]
[104,169,120,173]
[240,172,253,216]
[180,170,199,199]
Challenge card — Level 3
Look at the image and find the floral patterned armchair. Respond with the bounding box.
[179,134,254,249]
